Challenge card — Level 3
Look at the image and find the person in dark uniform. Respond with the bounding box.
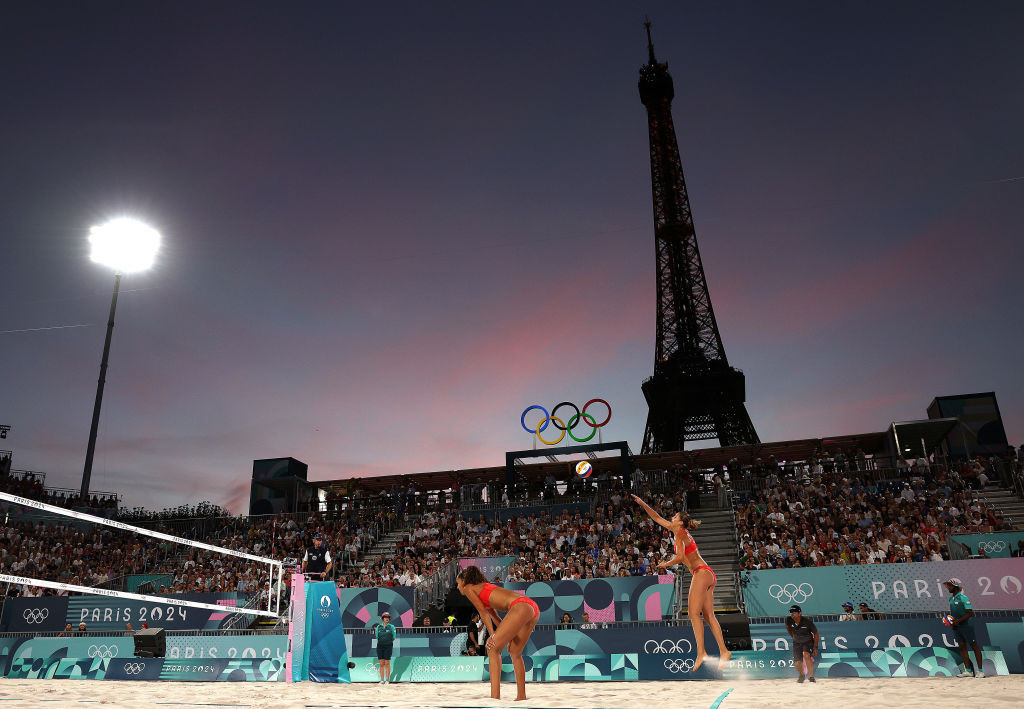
[785,604,819,683]
[944,579,985,678]
[301,534,332,580]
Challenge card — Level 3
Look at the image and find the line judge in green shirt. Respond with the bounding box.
[943,579,985,678]
[374,612,397,684]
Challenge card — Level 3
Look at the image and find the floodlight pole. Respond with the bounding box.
[81,272,122,503]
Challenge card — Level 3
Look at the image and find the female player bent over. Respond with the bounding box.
[457,565,539,701]
[633,495,731,672]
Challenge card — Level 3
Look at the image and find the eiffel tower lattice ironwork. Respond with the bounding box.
[638,22,759,453]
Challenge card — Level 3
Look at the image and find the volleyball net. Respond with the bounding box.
[0,490,283,621]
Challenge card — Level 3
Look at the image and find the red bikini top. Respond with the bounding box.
[682,536,698,556]
[478,582,498,609]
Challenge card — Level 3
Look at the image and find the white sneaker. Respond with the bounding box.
[975,671,985,678]
[956,670,973,678]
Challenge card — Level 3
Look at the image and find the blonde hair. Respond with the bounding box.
[680,514,701,530]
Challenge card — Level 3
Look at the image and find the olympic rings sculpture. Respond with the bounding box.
[520,399,611,445]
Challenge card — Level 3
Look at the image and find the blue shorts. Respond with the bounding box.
[376,644,393,660]
[953,621,977,646]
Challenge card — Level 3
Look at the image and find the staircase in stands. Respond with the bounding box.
[354,515,419,571]
[676,493,741,614]
[976,485,1024,529]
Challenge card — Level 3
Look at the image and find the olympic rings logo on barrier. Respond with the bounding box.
[978,541,1006,553]
[663,658,695,673]
[123,662,146,675]
[644,639,693,654]
[768,583,814,604]
[520,399,611,445]
[89,644,119,658]
[22,608,49,624]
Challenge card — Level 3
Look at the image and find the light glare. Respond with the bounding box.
[88,217,161,273]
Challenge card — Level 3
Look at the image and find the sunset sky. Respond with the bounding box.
[2,2,1021,513]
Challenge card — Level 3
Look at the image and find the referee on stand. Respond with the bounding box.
[302,533,332,580]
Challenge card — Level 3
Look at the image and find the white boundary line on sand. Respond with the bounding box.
[0,490,283,617]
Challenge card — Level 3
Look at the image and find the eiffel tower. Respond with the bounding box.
[638,22,759,453]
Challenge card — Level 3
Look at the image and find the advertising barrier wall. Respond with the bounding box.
[3,625,1018,681]
[0,593,249,633]
[952,532,1024,559]
[741,558,1024,616]
[505,576,675,623]
[0,634,289,679]
[341,649,1007,682]
[749,613,1024,674]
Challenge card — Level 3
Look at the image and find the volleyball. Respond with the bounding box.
[942,614,954,627]
[575,461,593,478]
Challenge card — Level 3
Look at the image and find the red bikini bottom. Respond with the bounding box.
[509,596,540,618]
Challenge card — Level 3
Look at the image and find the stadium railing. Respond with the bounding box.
[947,537,971,561]
[415,558,459,613]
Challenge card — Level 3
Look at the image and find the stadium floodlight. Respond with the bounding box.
[81,217,161,503]
[88,217,161,273]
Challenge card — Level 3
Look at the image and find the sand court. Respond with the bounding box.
[2,677,1023,709]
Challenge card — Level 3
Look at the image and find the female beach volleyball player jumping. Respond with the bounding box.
[632,495,731,671]
[457,565,539,701]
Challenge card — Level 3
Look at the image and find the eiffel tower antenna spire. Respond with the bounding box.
[644,17,657,65]
[636,25,760,452]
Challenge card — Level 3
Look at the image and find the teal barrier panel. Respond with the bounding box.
[125,574,172,593]
[348,656,484,682]
[952,532,1024,558]
[166,634,287,660]
[742,558,1024,615]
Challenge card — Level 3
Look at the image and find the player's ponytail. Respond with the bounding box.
[681,514,701,530]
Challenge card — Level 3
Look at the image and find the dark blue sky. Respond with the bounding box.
[2,2,1021,511]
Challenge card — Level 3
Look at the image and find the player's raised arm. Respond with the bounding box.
[631,495,673,530]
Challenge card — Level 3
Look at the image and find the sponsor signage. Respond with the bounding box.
[0,593,248,632]
[105,658,164,681]
[166,635,287,660]
[742,558,1024,616]
[1,597,68,633]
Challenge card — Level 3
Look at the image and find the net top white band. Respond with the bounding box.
[0,491,281,567]
[0,573,279,618]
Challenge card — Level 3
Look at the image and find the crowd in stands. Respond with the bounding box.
[0,467,118,510]
[4,445,1023,604]
[735,466,1019,570]
[331,484,681,589]
[1,500,401,599]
